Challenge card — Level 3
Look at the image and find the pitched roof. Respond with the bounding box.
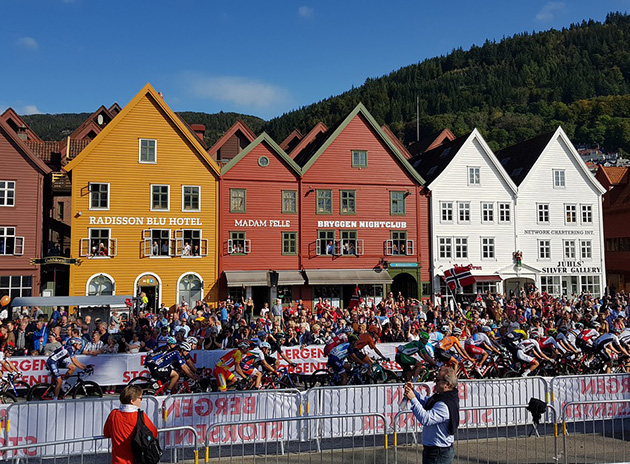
[408,128,456,157]
[279,129,303,152]
[67,105,116,140]
[409,133,469,184]
[220,133,302,176]
[381,125,413,159]
[64,83,220,176]
[494,131,555,185]
[289,122,328,159]
[0,119,52,175]
[0,108,43,142]
[206,120,257,160]
[598,166,628,186]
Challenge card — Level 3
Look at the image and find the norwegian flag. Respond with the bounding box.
[347,285,361,310]
[444,265,476,291]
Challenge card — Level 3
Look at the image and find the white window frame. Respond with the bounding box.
[481,202,494,223]
[0,181,16,207]
[150,184,170,212]
[86,273,116,296]
[563,239,576,259]
[139,138,157,164]
[440,201,453,223]
[538,239,551,260]
[181,185,201,212]
[553,169,566,188]
[581,240,592,259]
[0,227,23,256]
[458,202,470,223]
[581,204,593,224]
[89,182,110,211]
[481,237,495,259]
[438,237,452,259]
[81,228,116,258]
[541,275,561,296]
[468,166,480,186]
[498,202,511,223]
[454,237,468,259]
[580,275,600,295]
[142,229,173,258]
[178,229,208,258]
[565,204,577,224]
[537,203,550,224]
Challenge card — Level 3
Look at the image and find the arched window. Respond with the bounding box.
[87,274,114,296]
[178,274,202,307]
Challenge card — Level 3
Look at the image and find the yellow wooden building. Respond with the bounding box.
[65,83,220,311]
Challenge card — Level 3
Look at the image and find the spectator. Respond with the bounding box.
[83,332,104,356]
[42,333,62,355]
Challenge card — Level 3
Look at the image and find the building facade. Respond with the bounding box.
[65,84,220,311]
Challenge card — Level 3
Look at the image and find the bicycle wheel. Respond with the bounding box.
[127,375,154,389]
[0,391,17,404]
[27,383,54,401]
[72,381,103,399]
[309,369,332,388]
[13,380,31,399]
[385,370,403,383]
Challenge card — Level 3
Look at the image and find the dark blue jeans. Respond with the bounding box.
[422,444,454,464]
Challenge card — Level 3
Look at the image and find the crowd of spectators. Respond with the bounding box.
[0,287,627,357]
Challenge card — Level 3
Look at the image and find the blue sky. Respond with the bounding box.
[1,0,629,120]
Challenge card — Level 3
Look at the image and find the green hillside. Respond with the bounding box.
[264,12,630,154]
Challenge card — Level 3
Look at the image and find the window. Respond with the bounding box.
[553,169,565,188]
[581,204,593,224]
[481,202,494,223]
[498,203,511,223]
[458,202,470,223]
[351,150,367,168]
[56,202,64,220]
[0,227,23,256]
[454,237,468,259]
[390,191,406,216]
[282,190,297,214]
[565,204,577,224]
[581,240,592,259]
[230,189,246,213]
[89,183,109,210]
[440,201,453,222]
[87,274,114,296]
[541,276,561,296]
[476,282,497,294]
[481,237,495,259]
[282,232,297,255]
[390,231,409,255]
[439,237,452,259]
[228,231,249,254]
[0,181,15,207]
[179,274,203,308]
[564,240,576,259]
[258,156,269,167]
[316,190,332,214]
[182,186,200,211]
[580,275,600,295]
[0,276,32,299]
[139,139,157,163]
[340,230,358,255]
[88,229,111,257]
[181,229,205,256]
[537,204,550,224]
[340,190,356,215]
[144,229,171,257]
[538,240,551,259]
[151,185,169,211]
[468,167,480,185]
[317,230,335,255]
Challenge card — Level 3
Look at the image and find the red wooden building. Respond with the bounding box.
[0,119,52,299]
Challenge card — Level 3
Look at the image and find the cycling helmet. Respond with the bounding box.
[259,342,271,349]
[481,326,492,333]
[166,336,177,345]
[559,326,568,332]
[258,331,268,338]
[69,337,83,346]
[186,336,198,346]
[575,323,584,330]
[611,327,621,334]
[441,326,451,334]
[367,325,380,334]
[591,322,601,328]
[452,327,463,336]
[529,331,540,339]
[180,342,192,352]
[238,341,250,350]
[4,345,15,353]
[342,326,354,333]
[506,332,515,340]
[419,331,430,342]
[275,332,286,339]
[250,337,261,346]
[348,334,359,344]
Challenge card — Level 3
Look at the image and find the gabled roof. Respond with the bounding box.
[207,120,257,160]
[0,119,52,175]
[598,166,628,187]
[279,129,303,152]
[381,125,413,159]
[0,108,43,142]
[496,126,606,194]
[295,103,425,185]
[410,129,517,193]
[495,131,555,186]
[408,128,456,157]
[67,105,116,140]
[108,103,122,115]
[220,132,302,176]
[289,122,328,159]
[64,83,220,176]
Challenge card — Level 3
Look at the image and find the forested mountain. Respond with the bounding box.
[264,12,630,154]
[20,12,630,153]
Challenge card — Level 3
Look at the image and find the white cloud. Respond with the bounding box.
[535,2,566,22]
[298,6,314,18]
[22,105,42,115]
[17,37,38,50]
[186,75,290,109]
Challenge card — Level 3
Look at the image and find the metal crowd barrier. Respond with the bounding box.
[0,425,199,464]
[561,399,630,464]
[392,404,559,464]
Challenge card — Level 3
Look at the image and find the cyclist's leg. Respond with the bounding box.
[47,361,63,399]
[168,368,179,392]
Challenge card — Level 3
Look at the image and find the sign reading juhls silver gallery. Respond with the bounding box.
[541,261,601,274]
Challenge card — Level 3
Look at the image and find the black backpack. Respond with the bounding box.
[131,410,162,464]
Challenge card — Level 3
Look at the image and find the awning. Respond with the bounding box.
[225,271,268,287]
[277,271,305,286]
[306,269,393,286]
[474,275,502,282]
[10,295,134,308]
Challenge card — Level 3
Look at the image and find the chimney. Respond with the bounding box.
[190,124,206,142]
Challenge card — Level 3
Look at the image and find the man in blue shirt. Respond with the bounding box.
[404,366,459,464]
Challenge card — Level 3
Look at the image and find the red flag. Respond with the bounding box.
[347,285,361,310]
[444,266,476,290]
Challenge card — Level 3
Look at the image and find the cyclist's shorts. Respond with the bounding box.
[435,348,455,364]
[327,356,345,374]
[265,355,276,366]
[46,359,70,380]
[515,350,535,364]
[465,343,486,357]
[597,346,611,362]
[149,364,173,381]
[354,351,370,363]
[395,352,417,372]
[214,366,235,392]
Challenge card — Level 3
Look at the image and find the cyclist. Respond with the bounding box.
[435,326,474,369]
[213,341,250,392]
[395,331,436,381]
[555,326,581,356]
[326,334,364,385]
[465,325,494,367]
[182,336,200,377]
[266,333,297,370]
[0,345,20,379]
[239,341,273,389]
[593,327,630,373]
[503,331,539,377]
[46,338,92,400]
[520,331,555,375]
[353,325,389,366]
[145,341,199,394]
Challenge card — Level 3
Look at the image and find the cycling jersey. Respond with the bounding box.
[354,333,376,351]
[594,333,620,349]
[439,335,462,352]
[48,345,76,363]
[470,333,491,347]
[618,329,630,345]
[215,349,242,371]
[148,349,185,369]
[240,348,264,374]
[396,340,428,357]
[328,342,350,360]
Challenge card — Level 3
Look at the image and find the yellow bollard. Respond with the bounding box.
[6,419,8,432]
[384,434,388,450]
[554,423,558,437]
[194,449,199,464]
[394,432,397,447]
[205,446,209,463]
[299,404,303,416]
[562,421,567,436]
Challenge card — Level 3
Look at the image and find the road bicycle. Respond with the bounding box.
[0,373,31,403]
[27,369,102,401]
[127,369,212,396]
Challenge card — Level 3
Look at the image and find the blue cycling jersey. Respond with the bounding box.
[48,345,76,363]
[149,349,185,369]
